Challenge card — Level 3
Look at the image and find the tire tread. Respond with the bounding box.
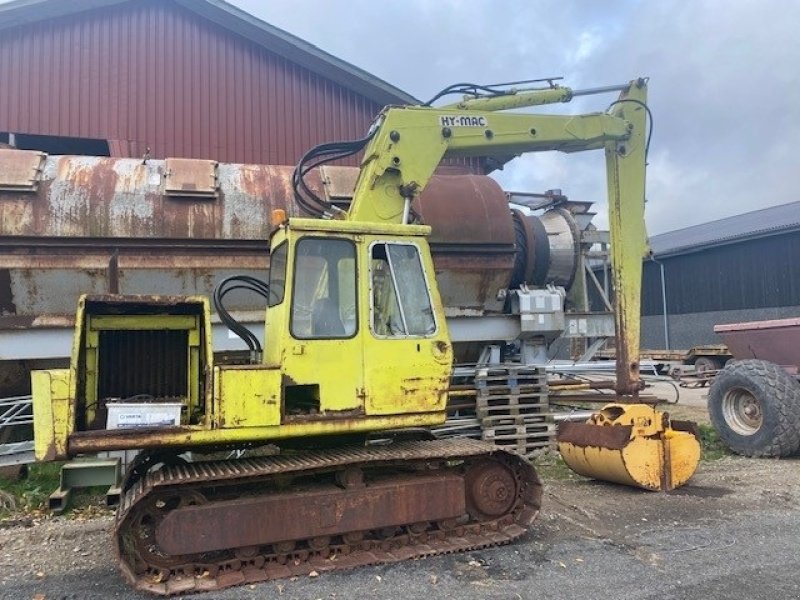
[708,359,800,457]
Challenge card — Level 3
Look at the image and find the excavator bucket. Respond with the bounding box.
[557,404,701,491]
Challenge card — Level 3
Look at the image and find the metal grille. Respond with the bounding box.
[0,395,34,466]
[98,329,188,401]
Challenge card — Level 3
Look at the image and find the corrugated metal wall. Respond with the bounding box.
[641,231,800,316]
[589,230,800,348]
[0,0,384,165]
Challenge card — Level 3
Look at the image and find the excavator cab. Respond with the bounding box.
[263,218,452,421]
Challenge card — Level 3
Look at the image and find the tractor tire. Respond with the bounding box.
[708,359,800,457]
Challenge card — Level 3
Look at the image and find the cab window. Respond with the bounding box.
[370,242,436,337]
[268,241,288,307]
[291,238,357,339]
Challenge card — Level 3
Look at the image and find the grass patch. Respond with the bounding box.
[697,423,730,461]
[0,462,62,518]
[532,452,579,481]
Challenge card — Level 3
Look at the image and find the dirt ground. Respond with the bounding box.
[4,388,799,599]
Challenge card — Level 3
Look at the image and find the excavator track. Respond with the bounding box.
[115,438,542,595]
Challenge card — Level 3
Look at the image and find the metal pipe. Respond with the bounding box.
[552,410,595,422]
[571,83,631,97]
[545,360,661,373]
[401,197,411,225]
[650,255,670,350]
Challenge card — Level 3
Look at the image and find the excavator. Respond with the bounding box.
[31,77,698,595]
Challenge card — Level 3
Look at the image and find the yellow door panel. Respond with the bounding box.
[279,234,364,417]
[31,369,72,461]
[215,366,281,428]
[362,238,452,416]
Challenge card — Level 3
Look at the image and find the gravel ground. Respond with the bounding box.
[2,451,800,600]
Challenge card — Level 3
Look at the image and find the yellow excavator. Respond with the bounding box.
[32,77,698,595]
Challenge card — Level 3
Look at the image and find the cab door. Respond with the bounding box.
[362,239,453,416]
[280,235,363,418]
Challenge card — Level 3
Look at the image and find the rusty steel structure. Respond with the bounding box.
[0,151,589,397]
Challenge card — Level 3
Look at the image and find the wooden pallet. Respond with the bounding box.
[482,423,556,456]
[474,365,555,457]
[480,413,550,426]
[477,400,548,420]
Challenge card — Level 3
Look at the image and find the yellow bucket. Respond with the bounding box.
[557,404,700,491]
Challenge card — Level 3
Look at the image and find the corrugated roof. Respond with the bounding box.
[650,200,800,258]
[0,0,419,107]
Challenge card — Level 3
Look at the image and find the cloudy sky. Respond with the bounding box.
[230,0,800,236]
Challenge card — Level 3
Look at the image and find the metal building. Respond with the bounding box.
[641,201,800,350]
[0,0,416,164]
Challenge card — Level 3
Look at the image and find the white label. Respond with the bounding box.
[440,115,487,127]
[117,413,143,425]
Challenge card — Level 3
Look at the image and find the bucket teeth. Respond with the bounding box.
[556,403,701,491]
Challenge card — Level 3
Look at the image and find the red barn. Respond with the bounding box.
[0,0,417,164]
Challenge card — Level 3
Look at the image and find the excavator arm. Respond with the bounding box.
[345,79,698,492]
[347,79,649,396]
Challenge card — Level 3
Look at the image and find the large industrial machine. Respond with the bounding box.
[29,77,696,594]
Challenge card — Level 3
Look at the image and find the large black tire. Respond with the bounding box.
[708,359,800,457]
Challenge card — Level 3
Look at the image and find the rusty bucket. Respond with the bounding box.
[557,404,701,491]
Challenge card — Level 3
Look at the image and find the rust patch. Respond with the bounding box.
[670,419,700,439]
[0,315,36,330]
[107,250,120,294]
[69,426,193,454]
[156,472,465,555]
[114,440,541,594]
[415,175,513,246]
[557,421,632,450]
[282,408,366,423]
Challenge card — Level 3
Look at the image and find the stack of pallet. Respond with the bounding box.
[474,365,554,457]
[432,369,482,439]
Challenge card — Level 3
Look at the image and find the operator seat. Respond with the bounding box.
[312,298,346,337]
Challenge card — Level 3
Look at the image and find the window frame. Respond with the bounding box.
[268,240,289,307]
[368,240,439,339]
[289,236,359,341]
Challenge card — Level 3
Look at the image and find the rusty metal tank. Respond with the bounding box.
[0,150,581,317]
[0,150,583,392]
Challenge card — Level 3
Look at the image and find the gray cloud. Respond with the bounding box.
[232,0,800,236]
